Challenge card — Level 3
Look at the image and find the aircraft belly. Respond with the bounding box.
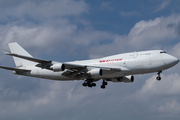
[91,71,127,79]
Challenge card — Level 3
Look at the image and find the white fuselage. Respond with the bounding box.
[15,50,179,81]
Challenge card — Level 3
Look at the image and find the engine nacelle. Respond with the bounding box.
[50,63,65,72]
[112,75,134,83]
[87,68,103,77]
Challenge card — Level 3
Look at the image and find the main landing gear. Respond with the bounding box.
[101,79,108,89]
[156,71,162,81]
[82,79,108,89]
[82,79,96,88]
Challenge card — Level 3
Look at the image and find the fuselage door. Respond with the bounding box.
[133,52,138,58]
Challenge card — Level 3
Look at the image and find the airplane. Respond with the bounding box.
[0,42,179,89]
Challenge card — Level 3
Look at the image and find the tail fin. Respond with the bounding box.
[8,42,36,67]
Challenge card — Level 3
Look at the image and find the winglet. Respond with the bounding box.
[1,49,11,55]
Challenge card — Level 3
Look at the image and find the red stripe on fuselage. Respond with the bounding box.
[99,58,123,63]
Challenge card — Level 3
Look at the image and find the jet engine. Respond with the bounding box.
[87,68,103,77]
[50,63,65,71]
[112,75,134,83]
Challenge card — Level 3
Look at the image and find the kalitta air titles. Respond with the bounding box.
[99,58,123,63]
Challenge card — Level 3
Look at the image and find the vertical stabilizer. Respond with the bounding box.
[8,43,36,67]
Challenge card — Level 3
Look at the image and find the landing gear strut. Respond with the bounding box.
[156,71,162,81]
[101,79,108,89]
[82,79,96,88]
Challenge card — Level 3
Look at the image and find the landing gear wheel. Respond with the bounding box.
[82,83,87,87]
[101,85,105,89]
[156,71,162,81]
[101,79,107,89]
[156,76,161,81]
[88,84,92,87]
[92,83,96,87]
[103,81,108,85]
[83,79,96,88]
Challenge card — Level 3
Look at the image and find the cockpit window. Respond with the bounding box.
[160,51,167,53]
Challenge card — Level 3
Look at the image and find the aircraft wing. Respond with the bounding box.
[61,63,129,79]
[63,62,122,71]
[0,66,31,72]
[2,49,126,70]
[1,49,129,79]
[64,62,129,71]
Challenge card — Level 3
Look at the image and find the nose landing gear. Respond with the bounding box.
[156,71,162,81]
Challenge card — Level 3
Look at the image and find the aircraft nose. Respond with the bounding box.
[171,56,179,65]
[175,57,179,64]
[165,55,179,66]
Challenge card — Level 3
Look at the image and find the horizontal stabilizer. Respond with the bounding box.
[1,49,11,55]
[0,66,31,72]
